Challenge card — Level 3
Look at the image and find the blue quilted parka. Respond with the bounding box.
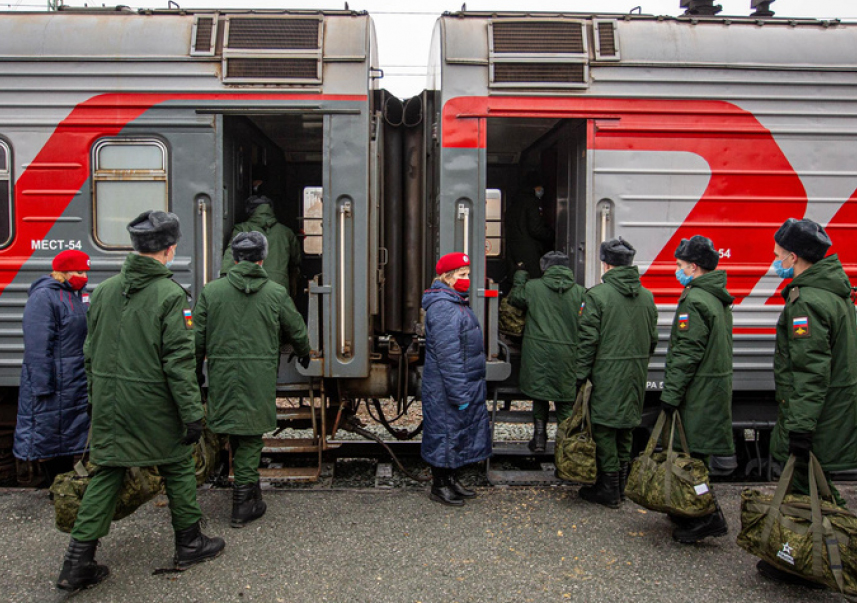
[420,281,492,468]
[13,276,90,460]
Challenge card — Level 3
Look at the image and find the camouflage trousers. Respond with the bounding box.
[591,424,633,473]
[229,434,264,486]
[70,458,202,542]
[532,399,574,423]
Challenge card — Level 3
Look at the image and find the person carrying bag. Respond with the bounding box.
[554,381,596,484]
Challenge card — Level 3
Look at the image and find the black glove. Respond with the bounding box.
[660,401,678,416]
[788,431,813,460]
[180,419,204,446]
[299,355,311,369]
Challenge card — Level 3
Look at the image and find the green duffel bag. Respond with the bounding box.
[738,453,857,595]
[50,427,221,534]
[625,411,716,518]
[498,297,525,338]
[554,381,596,484]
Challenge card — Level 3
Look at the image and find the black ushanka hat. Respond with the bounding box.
[774,218,831,263]
[127,210,181,253]
[600,237,636,267]
[674,235,719,270]
[232,231,269,263]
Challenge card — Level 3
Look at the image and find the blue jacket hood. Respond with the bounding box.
[28,275,68,296]
[421,280,468,311]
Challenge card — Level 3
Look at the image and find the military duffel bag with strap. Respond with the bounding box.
[737,452,857,595]
[554,381,596,484]
[625,410,716,518]
[50,427,221,533]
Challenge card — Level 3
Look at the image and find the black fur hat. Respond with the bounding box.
[540,251,570,272]
[232,231,269,263]
[674,235,719,270]
[127,210,181,253]
[774,218,831,263]
[246,194,272,214]
[600,237,636,267]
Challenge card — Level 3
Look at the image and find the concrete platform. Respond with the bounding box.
[0,484,851,602]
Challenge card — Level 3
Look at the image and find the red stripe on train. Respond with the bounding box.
[441,97,807,307]
[0,93,366,296]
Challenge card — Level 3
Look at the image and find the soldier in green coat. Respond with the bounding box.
[196,231,311,528]
[220,191,301,297]
[56,211,224,593]
[505,172,554,282]
[661,235,734,544]
[508,251,586,453]
[757,217,857,587]
[574,238,658,508]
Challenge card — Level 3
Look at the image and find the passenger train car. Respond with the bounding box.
[0,5,855,481]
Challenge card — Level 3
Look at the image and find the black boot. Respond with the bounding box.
[449,470,476,499]
[231,482,267,528]
[619,461,630,501]
[672,497,728,544]
[528,418,548,453]
[174,521,226,570]
[579,471,621,509]
[756,560,825,590]
[429,467,464,507]
[56,538,109,592]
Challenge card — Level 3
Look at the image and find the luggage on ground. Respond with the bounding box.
[554,382,596,484]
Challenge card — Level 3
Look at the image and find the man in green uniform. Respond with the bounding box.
[196,231,311,528]
[660,235,733,544]
[505,172,554,282]
[757,217,857,587]
[220,187,301,297]
[574,238,658,508]
[56,211,224,592]
[508,251,586,453]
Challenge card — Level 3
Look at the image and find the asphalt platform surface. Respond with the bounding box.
[0,482,850,603]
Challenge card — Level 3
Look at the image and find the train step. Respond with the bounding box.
[258,466,321,482]
[491,441,555,456]
[487,463,563,487]
[262,437,334,454]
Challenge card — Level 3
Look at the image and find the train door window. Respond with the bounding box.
[92,139,169,248]
[303,186,323,255]
[486,188,502,257]
[0,141,11,248]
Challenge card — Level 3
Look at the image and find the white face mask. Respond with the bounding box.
[535,187,544,200]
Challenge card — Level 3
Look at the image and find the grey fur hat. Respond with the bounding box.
[232,231,269,263]
[774,218,831,263]
[600,237,636,267]
[674,235,719,270]
[127,210,181,253]
[246,194,272,214]
[540,251,570,272]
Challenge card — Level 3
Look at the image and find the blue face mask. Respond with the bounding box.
[773,259,794,279]
[675,268,693,287]
[165,260,174,269]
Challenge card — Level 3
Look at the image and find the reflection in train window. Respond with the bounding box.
[0,140,11,248]
[303,186,323,255]
[486,189,502,257]
[92,139,168,248]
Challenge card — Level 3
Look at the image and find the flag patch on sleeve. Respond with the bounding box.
[183,308,193,330]
[792,316,810,338]
[678,313,689,331]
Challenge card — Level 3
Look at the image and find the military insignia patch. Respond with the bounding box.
[183,308,193,330]
[678,313,689,331]
[792,316,810,338]
[579,302,585,316]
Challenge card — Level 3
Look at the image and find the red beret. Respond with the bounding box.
[435,252,470,275]
[52,250,90,272]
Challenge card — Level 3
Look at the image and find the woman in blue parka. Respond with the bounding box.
[421,252,492,506]
[14,249,91,485]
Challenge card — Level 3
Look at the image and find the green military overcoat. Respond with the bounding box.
[661,270,735,455]
[220,204,301,292]
[574,265,658,429]
[84,254,204,466]
[508,266,586,401]
[772,254,857,472]
[195,262,311,436]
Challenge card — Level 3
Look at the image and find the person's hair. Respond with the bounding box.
[434,269,458,285]
[51,271,68,283]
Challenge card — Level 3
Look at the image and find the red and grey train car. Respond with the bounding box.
[1,6,856,478]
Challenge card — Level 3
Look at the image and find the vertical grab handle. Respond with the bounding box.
[196,194,210,285]
[339,200,352,357]
[458,202,470,255]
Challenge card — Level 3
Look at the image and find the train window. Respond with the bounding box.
[303,186,323,255]
[0,141,10,248]
[92,139,168,248]
[486,189,502,257]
